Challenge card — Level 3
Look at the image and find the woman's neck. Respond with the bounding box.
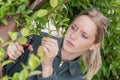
[61,48,80,61]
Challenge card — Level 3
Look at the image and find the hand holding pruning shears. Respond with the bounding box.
[7,35,35,60]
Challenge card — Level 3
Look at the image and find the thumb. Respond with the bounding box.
[28,45,34,51]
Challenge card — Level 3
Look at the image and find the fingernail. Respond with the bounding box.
[42,38,46,41]
[31,48,34,51]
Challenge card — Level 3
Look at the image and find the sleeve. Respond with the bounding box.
[37,71,57,80]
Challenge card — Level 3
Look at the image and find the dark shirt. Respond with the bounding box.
[3,32,85,80]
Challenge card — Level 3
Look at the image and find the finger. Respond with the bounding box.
[7,45,13,58]
[7,47,19,60]
[42,46,49,56]
[15,42,24,53]
[42,38,57,44]
[12,44,22,56]
[42,38,58,49]
[42,40,57,47]
[42,42,58,54]
[42,38,59,55]
[41,43,51,53]
[42,43,58,56]
[7,44,20,60]
[28,45,34,51]
[42,44,58,58]
[42,40,58,50]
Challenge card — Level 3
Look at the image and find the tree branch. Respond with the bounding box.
[29,0,49,11]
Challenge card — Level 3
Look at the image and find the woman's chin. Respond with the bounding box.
[62,44,74,53]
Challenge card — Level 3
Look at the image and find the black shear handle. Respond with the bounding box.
[22,35,35,50]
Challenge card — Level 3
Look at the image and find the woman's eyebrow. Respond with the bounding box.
[73,23,89,35]
[72,23,78,28]
[81,31,89,35]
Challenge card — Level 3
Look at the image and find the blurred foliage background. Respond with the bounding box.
[0,0,120,80]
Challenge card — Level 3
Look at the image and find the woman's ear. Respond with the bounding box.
[89,43,100,50]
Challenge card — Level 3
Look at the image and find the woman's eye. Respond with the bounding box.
[71,25,76,30]
[81,34,88,39]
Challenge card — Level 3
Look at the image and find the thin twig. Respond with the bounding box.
[8,15,23,27]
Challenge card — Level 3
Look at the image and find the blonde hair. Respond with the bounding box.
[75,9,108,80]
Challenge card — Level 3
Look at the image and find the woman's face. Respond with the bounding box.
[63,15,98,55]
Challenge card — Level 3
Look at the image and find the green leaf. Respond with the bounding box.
[37,46,44,59]
[31,12,37,20]
[0,8,5,19]
[37,9,48,17]
[12,73,19,80]
[62,18,70,23]
[7,0,13,4]
[16,4,26,13]
[29,71,41,77]
[24,9,33,14]
[28,54,40,70]
[12,32,18,40]
[81,3,87,9]
[1,18,7,25]
[8,31,18,41]
[0,2,4,5]
[19,69,28,80]
[105,47,112,54]
[19,63,29,80]
[39,17,47,26]
[2,75,9,80]
[0,37,4,45]
[0,48,5,60]
[8,31,12,37]
[21,28,29,36]
[2,60,14,67]
[112,68,117,76]
[18,36,27,45]
[25,18,31,27]
[50,0,58,8]
[102,66,106,76]
[109,63,113,70]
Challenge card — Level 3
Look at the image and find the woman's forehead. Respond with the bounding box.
[73,15,97,36]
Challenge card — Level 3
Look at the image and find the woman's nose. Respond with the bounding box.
[70,31,79,40]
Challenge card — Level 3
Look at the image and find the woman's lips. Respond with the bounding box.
[66,40,75,47]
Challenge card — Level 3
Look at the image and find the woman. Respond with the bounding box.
[3,8,108,80]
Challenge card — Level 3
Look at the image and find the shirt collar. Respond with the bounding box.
[68,57,80,75]
[56,37,64,58]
